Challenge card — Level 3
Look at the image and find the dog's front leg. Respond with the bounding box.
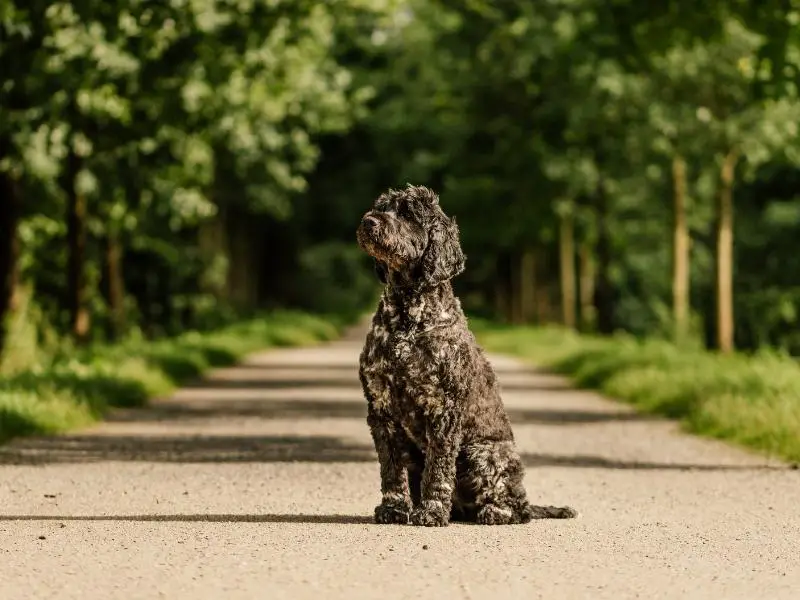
[411,410,463,527]
[367,406,412,524]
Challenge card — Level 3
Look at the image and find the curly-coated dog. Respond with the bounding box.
[356,184,578,527]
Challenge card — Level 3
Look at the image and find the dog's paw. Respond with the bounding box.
[476,504,515,525]
[374,501,411,525]
[410,503,449,527]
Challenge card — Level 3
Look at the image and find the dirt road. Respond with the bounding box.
[2,326,799,599]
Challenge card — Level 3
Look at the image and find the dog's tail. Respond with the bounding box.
[519,502,578,521]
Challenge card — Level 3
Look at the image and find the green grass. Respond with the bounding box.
[473,321,800,464]
[0,310,346,444]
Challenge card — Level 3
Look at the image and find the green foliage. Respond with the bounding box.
[3,0,800,448]
[3,0,799,354]
[476,323,800,462]
[0,310,343,443]
[302,0,800,347]
[293,242,381,319]
[1,0,392,352]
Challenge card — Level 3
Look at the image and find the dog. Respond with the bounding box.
[356,184,578,526]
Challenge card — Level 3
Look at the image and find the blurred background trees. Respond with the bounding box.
[2,0,800,365]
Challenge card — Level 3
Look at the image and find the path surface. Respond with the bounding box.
[1,325,799,600]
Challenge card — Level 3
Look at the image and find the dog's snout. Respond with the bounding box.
[362,215,380,232]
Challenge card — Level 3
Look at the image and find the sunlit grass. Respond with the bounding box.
[0,310,345,444]
[474,321,800,463]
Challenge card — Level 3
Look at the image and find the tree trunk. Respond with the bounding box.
[0,159,21,358]
[559,211,576,328]
[593,181,614,334]
[493,254,509,322]
[672,154,690,343]
[104,231,126,340]
[578,242,595,332]
[715,150,738,353]
[508,253,522,324]
[519,247,536,323]
[63,146,91,343]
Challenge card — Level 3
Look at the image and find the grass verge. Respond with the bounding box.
[0,310,346,444]
[473,322,800,464]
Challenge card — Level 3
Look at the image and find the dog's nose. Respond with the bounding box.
[362,215,380,231]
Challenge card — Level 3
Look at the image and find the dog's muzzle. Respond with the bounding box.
[361,215,380,233]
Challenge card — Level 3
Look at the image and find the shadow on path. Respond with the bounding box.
[180,377,575,393]
[234,361,543,376]
[180,378,363,390]
[0,434,377,465]
[100,398,654,426]
[0,433,788,471]
[106,399,369,422]
[519,452,788,471]
[510,408,654,424]
[0,513,373,524]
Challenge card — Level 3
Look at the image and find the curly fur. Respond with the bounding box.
[356,184,578,526]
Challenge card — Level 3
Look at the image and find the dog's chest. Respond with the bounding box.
[361,315,445,446]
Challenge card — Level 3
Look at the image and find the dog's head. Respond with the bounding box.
[357,184,465,287]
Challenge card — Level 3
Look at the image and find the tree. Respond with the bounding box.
[556,201,577,328]
[653,19,800,351]
[0,0,386,349]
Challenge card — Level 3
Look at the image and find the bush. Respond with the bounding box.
[293,242,380,318]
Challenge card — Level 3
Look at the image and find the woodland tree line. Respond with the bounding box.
[2,0,800,366]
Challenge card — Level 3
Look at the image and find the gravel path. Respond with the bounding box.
[2,326,799,599]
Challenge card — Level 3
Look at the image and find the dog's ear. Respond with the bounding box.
[421,214,465,286]
[374,260,388,284]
